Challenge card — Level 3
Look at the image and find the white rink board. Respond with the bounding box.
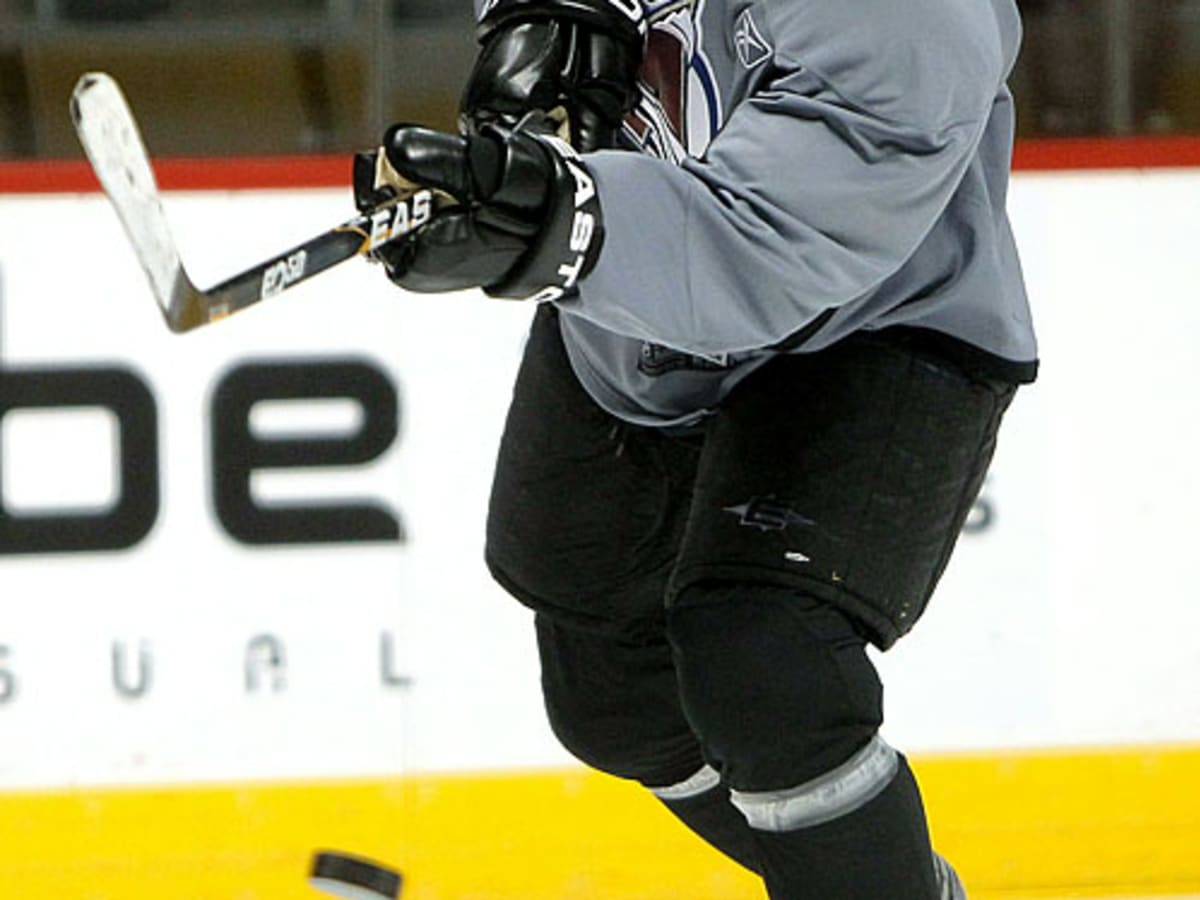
[1,170,1198,790]
[876,170,1200,752]
[0,188,558,787]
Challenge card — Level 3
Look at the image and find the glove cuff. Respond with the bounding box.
[482,128,605,302]
[478,0,645,45]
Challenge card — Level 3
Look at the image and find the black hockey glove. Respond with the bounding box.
[460,0,645,151]
[355,115,604,302]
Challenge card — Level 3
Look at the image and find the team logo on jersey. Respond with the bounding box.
[734,8,772,69]
[622,2,722,162]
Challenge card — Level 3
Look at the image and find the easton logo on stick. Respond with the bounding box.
[261,250,308,299]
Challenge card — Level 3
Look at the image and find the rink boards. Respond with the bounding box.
[3,744,1200,899]
[2,144,1200,898]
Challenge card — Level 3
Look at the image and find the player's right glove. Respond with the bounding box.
[460,0,645,152]
[359,114,605,303]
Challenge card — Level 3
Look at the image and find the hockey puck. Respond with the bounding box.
[308,851,402,900]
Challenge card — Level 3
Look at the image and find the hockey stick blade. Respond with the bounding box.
[70,72,447,333]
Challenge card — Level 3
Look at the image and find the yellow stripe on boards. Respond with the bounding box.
[2,744,1199,900]
[0,770,759,900]
[920,743,1200,898]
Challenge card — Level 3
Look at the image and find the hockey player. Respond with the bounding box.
[358,0,1037,897]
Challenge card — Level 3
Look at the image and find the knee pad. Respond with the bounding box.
[536,615,704,788]
[667,582,884,793]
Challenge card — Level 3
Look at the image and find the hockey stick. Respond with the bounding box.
[70,72,446,334]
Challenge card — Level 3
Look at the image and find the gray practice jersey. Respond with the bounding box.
[484,0,1039,426]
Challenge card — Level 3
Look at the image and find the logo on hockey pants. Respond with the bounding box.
[723,496,814,532]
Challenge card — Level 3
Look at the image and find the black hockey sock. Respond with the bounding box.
[750,756,939,900]
[659,784,762,874]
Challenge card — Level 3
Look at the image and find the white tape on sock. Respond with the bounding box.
[650,764,721,801]
[729,735,899,831]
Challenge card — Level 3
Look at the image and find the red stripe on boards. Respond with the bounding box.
[1013,135,1200,171]
[0,155,349,194]
[3,137,1200,194]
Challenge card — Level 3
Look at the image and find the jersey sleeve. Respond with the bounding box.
[564,1,1019,356]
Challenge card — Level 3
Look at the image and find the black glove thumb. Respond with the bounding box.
[382,119,554,227]
[380,125,474,201]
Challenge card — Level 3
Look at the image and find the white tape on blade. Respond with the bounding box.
[71,72,183,312]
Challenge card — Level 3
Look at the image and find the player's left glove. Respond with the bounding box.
[460,0,645,152]
[355,115,604,302]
